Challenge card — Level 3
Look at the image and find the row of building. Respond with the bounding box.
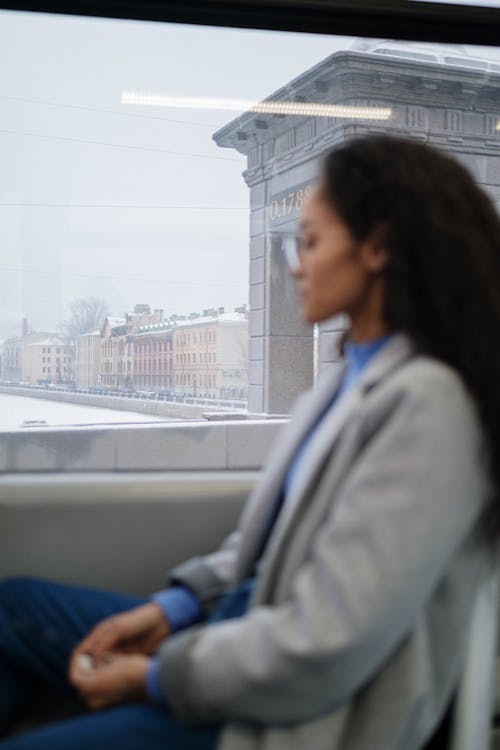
[1,305,249,401]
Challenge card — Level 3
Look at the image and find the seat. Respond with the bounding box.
[449,559,499,750]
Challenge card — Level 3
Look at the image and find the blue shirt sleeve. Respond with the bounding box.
[151,585,203,633]
[146,657,165,704]
[146,586,203,704]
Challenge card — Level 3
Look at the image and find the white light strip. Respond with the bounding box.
[121,92,392,121]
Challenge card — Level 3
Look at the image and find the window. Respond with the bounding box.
[2,4,500,428]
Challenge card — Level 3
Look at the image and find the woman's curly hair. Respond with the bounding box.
[322,134,500,533]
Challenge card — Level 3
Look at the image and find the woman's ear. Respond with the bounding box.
[362,224,389,275]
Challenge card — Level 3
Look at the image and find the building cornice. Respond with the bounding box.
[214,51,500,157]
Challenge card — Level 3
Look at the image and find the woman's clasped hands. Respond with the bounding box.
[68,602,170,710]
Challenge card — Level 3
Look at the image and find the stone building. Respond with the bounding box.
[214,44,500,414]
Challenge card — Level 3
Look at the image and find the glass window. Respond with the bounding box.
[2,8,500,427]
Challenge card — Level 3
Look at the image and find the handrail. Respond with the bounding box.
[0,470,258,501]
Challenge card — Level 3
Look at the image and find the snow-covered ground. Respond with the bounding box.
[0,394,169,429]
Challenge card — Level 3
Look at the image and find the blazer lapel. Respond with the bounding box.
[255,334,415,577]
[235,365,346,579]
[257,383,364,576]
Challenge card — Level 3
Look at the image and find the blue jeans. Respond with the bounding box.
[0,577,220,749]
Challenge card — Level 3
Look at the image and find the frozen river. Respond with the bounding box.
[0,393,169,429]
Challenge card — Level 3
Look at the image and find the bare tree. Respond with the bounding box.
[60,296,109,341]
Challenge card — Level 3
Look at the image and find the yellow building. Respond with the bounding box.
[172,309,248,400]
[75,329,102,388]
[99,317,132,390]
[23,336,73,385]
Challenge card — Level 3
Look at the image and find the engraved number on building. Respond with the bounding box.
[270,184,314,223]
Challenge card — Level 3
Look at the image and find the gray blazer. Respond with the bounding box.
[157,334,493,750]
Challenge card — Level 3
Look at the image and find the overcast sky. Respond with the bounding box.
[1,10,499,340]
[0,11,353,338]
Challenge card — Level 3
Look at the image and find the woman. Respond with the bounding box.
[0,135,499,750]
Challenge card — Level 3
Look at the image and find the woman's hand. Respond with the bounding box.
[71,602,170,662]
[68,602,170,708]
[69,603,170,709]
[69,652,151,710]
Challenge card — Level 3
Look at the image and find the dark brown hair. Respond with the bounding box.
[322,134,500,532]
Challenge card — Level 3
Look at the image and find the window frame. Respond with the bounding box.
[2,0,500,47]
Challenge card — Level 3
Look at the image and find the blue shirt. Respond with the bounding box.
[284,334,393,493]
